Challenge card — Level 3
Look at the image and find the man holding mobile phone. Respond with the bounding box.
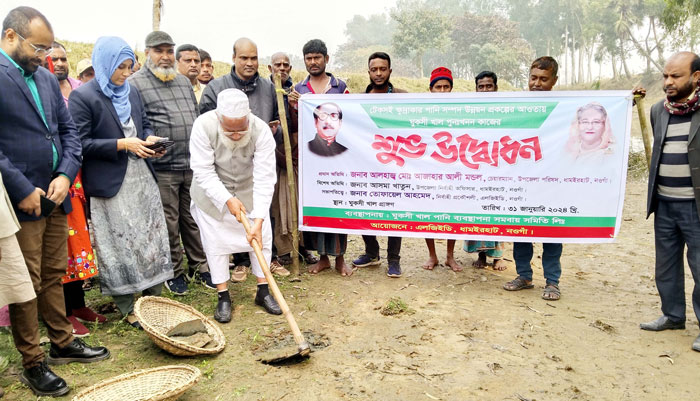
[0,7,109,397]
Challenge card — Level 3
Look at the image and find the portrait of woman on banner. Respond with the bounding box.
[565,102,615,163]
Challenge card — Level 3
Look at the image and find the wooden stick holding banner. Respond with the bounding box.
[273,73,300,275]
[635,94,653,169]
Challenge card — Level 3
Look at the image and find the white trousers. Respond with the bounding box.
[191,203,271,285]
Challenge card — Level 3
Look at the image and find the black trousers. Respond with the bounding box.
[63,280,85,316]
[654,199,700,324]
[361,236,401,262]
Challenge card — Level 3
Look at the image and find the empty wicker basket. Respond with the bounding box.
[72,364,201,401]
[134,296,226,356]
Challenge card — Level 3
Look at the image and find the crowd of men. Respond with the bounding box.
[0,5,699,398]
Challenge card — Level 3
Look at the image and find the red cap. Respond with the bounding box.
[430,67,453,88]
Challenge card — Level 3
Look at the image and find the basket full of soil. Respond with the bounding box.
[135,296,226,356]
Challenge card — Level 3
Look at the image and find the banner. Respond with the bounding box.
[298,91,633,243]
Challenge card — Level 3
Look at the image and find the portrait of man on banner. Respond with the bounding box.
[308,102,348,157]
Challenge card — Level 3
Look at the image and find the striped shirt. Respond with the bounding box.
[128,68,199,171]
[657,113,694,200]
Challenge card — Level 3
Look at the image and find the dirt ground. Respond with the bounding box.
[1,178,699,400]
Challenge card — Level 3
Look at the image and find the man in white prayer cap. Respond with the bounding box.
[190,88,280,322]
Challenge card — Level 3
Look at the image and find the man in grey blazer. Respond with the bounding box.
[640,51,700,353]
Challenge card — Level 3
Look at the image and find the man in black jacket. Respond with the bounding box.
[639,52,700,353]
[200,38,281,283]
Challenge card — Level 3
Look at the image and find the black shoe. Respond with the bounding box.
[47,338,110,365]
[693,334,700,352]
[639,316,685,331]
[215,293,231,323]
[19,361,69,397]
[255,293,282,315]
[165,274,188,296]
[200,272,216,290]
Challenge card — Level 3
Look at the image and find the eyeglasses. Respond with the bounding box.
[222,129,249,137]
[16,32,54,57]
[218,117,249,136]
[314,111,340,121]
[578,119,604,128]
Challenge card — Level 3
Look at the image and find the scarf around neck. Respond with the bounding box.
[664,88,700,116]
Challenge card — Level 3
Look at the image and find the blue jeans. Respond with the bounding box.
[654,200,700,323]
[513,242,563,285]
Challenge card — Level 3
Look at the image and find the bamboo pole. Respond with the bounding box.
[239,215,309,357]
[635,95,653,169]
[273,73,300,275]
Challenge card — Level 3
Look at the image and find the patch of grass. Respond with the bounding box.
[231,385,248,397]
[305,301,316,312]
[380,297,413,316]
[197,359,214,380]
[627,150,649,180]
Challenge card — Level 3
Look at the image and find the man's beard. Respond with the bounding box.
[11,48,39,74]
[666,79,696,102]
[218,130,252,151]
[55,71,68,80]
[146,58,177,82]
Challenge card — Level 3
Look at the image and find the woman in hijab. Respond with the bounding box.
[68,36,172,329]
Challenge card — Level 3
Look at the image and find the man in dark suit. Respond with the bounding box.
[640,51,700,353]
[308,102,348,157]
[0,6,109,397]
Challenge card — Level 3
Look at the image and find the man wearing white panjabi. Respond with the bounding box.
[190,88,281,323]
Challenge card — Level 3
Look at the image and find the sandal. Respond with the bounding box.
[542,283,561,301]
[304,252,319,265]
[503,277,534,291]
[277,254,293,266]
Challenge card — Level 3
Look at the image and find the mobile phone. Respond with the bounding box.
[40,195,56,217]
[145,138,175,151]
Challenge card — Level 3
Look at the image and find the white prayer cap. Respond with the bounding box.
[216,89,250,118]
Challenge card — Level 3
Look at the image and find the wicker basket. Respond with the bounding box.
[72,364,201,401]
[134,296,226,356]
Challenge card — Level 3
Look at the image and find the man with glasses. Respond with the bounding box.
[308,102,346,157]
[199,37,281,285]
[190,89,280,322]
[0,6,109,397]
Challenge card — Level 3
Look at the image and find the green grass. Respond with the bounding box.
[380,296,413,316]
[0,266,301,399]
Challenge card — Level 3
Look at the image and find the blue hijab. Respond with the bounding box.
[92,36,135,124]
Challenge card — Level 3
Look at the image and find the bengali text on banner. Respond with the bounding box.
[298,90,633,243]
